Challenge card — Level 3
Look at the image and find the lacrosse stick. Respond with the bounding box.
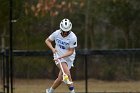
[55,53,73,84]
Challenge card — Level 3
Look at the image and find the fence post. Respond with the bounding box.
[9,0,13,92]
[2,50,6,93]
[5,49,9,93]
[84,52,88,93]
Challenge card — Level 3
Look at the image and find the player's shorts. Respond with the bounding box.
[53,54,75,69]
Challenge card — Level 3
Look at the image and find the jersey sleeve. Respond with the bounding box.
[69,36,77,48]
[48,31,57,41]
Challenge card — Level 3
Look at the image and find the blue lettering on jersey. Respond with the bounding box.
[56,38,69,49]
[59,45,65,49]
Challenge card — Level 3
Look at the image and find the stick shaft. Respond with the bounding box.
[58,58,65,75]
[55,53,65,75]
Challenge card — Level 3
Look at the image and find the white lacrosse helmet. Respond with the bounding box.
[60,18,72,32]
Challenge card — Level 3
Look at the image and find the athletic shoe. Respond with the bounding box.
[46,88,53,93]
[70,90,75,93]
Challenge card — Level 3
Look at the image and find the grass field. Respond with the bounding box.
[2,79,138,93]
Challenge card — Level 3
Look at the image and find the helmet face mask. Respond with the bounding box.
[60,18,72,32]
[60,29,71,37]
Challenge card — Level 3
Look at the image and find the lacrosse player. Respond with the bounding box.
[45,18,77,93]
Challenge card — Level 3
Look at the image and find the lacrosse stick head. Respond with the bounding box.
[62,74,73,84]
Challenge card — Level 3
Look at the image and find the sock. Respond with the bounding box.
[49,87,54,92]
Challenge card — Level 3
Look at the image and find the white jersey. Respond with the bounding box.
[48,29,77,69]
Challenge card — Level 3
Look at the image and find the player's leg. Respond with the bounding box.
[46,71,63,93]
[51,71,63,89]
[61,62,75,93]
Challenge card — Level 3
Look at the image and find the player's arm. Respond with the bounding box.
[57,48,74,59]
[45,38,56,53]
